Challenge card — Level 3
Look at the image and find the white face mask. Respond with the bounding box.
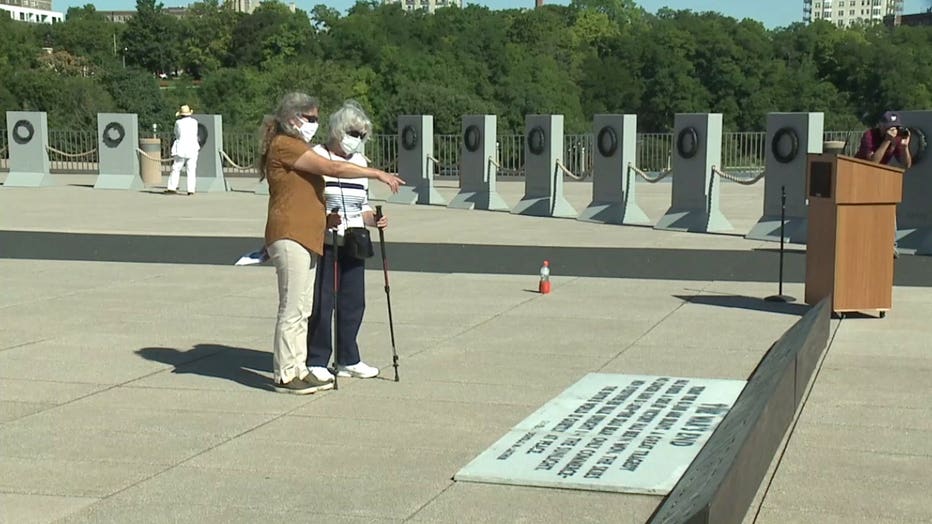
[298,120,318,143]
[341,134,362,155]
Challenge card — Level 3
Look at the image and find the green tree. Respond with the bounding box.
[569,0,644,25]
[99,67,166,130]
[178,0,239,78]
[122,0,183,74]
[229,1,313,69]
[5,69,115,129]
[197,67,270,130]
[43,5,123,67]
[635,16,710,131]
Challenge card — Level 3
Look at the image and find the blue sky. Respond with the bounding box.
[58,0,927,29]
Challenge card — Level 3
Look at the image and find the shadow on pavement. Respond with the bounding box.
[674,293,812,316]
[4,230,932,287]
[136,343,272,391]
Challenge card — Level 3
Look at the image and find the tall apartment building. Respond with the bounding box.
[0,0,63,23]
[804,0,904,27]
[226,0,258,14]
[382,0,462,14]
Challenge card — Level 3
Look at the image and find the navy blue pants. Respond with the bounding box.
[306,243,366,368]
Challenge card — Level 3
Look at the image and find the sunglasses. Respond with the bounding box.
[347,130,367,139]
[298,114,319,123]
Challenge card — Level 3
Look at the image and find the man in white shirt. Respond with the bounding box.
[166,104,200,195]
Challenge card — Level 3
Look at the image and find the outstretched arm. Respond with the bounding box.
[290,149,404,193]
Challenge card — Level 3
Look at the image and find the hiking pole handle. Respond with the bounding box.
[375,205,390,290]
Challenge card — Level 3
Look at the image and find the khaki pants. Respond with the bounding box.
[268,239,317,383]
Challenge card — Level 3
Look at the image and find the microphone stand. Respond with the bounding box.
[765,185,795,303]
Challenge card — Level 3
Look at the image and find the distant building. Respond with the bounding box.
[884,10,932,26]
[0,0,63,23]
[99,6,188,23]
[382,0,462,14]
[227,0,258,13]
[804,0,904,27]
[1,0,50,10]
[98,0,270,22]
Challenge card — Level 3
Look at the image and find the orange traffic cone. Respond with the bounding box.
[538,260,551,294]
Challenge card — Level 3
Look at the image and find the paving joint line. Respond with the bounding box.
[595,280,715,371]
[400,282,562,361]
[48,384,337,521]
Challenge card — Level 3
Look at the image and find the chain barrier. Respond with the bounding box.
[629,163,672,183]
[220,150,256,171]
[711,165,766,186]
[556,159,585,180]
[46,145,97,158]
[135,147,175,164]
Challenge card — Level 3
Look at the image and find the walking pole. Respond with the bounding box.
[375,205,399,382]
[331,207,341,390]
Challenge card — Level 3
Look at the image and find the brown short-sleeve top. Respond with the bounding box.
[263,134,326,256]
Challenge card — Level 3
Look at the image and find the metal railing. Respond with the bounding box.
[637,133,674,174]
[47,130,99,173]
[0,128,867,177]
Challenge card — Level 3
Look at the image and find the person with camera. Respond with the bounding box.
[260,93,402,395]
[855,110,912,258]
[855,110,912,169]
[306,100,387,382]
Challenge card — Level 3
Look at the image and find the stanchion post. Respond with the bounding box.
[765,185,796,303]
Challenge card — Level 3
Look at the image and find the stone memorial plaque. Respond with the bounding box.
[454,373,745,494]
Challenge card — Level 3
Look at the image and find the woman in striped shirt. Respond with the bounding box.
[306,100,388,382]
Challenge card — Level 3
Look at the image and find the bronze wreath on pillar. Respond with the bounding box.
[771,126,799,164]
[102,122,126,148]
[401,125,418,151]
[464,125,481,152]
[597,126,618,157]
[904,127,927,164]
[12,120,35,145]
[197,123,208,149]
[676,126,699,159]
[528,126,546,155]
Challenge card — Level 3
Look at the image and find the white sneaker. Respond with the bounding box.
[336,362,380,379]
[307,366,335,383]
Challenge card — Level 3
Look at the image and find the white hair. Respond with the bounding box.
[328,99,373,142]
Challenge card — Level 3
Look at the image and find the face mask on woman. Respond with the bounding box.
[298,121,318,143]
[294,113,318,143]
[340,130,365,155]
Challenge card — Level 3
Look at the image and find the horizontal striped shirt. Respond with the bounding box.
[312,144,372,244]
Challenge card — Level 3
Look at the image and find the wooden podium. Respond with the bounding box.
[804,154,903,317]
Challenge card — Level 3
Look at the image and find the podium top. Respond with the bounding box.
[807,153,903,204]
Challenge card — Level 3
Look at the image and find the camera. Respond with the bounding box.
[896,126,910,138]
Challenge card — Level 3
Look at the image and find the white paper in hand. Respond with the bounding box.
[235,248,268,266]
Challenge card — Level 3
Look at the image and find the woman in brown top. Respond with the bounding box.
[258,92,402,394]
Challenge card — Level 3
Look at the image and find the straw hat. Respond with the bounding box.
[176,105,193,117]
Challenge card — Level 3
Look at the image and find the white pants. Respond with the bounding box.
[168,154,198,193]
[267,239,317,383]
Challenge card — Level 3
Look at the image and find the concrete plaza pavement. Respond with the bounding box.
[0,175,930,523]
